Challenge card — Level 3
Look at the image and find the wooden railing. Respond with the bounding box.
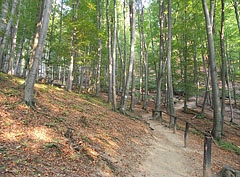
[152,109,212,177]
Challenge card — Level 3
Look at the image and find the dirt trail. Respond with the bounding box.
[135,114,202,177]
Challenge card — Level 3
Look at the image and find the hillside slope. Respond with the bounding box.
[0,73,150,176]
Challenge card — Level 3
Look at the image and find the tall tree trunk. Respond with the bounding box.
[46,0,56,82]
[106,0,112,103]
[66,0,79,91]
[130,59,136,111]
[141,6,148,110]
[167,0,175,126]
[117,29,123,92]
[183,4,188,112]
[0,0,10,45]
[226,42,237,107]
[154,0,164,119]
[112,0,117,111]
[202,0,222,140]
[226,61,234,122]
[120,0,135,113]
[233,0,240,34]
[143,34,148,110]
[220,0,226,130]
[0,0,18,70]
[8,0,22,75]
[137,12,143,104]
[24,0,52,106]
[96,0,102,96]
[121,0,128,106]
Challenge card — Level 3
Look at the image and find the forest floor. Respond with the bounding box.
[0,73,151,176]
[129,96,240,176]
[0,72,239,176]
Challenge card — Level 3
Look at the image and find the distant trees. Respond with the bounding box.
[1,0,239,140]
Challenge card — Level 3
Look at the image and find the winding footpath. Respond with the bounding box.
[135,114,202,177]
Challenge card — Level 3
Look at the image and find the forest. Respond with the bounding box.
[0,0,240,176]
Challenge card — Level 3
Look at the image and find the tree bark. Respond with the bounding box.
[0,0,18,70]
[220,0,226,130]
[24,0,52,106]
[167,0,175,126]
[233,0,240,34]
[112,0,117,111]
[120,0,135,113]
[154,0,164,119]
[96,0,102,96]
[0,0,10,45]
[66,0,80,91]
[202,0,222,140]
[120,0,128,106]
[8,0,22,75]
[106,0,112,103]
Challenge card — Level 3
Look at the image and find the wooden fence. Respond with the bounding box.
[152,109,212,177]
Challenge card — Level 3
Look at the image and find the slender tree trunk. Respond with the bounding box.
[120,0,135,113]
[0,0,10,45]
[202,0,222,140]
[120,0,128,106]
[8,0,22,75]
[96,0,102,96]
[183,4,188,112]
[24,0,52,106]
[117,29,123,92]
[130,60,136,111]
[154,0,164,119]
[66,0,79,91]
[46,0,56,82]
[233,0,240,34]
[106,0,112,103]
[112,0,117,111]
[226,42,237,107]
[226,61,234,122]
[137,12,143,104]
[141,6,148,110]
[220,0,226,130]
[167,0,175,126]
[0,0,18,70]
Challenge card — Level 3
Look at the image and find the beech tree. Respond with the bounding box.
[202,0,222,140]
[120,0,136,113]
[24,0,52,106]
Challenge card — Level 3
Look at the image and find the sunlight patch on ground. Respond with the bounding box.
[29,127,54,142]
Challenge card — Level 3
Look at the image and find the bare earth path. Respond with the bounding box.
[135,114,202,177]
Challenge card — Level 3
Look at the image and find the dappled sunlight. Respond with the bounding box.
[3,131,24,141]
[29,127,54,142]
[35,83,49,89]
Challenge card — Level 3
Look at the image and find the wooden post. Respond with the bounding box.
[203,136,212,177]
[173,117,177,133]
[160,111,162,124]
[184,122,189,147]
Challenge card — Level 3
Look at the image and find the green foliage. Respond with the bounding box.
[216,140,240,155]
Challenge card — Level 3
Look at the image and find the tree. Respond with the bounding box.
[167,0,175,126]
[120,0,135,113]
[24,0,52,106]
[0,0,18,70]
[202,0,222,140]
[66,0,80,91]
[106,0,112,103]
[112,0,117,111]
[233,0,240,34]
[0,0,10,45]
[96,0,102,96]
